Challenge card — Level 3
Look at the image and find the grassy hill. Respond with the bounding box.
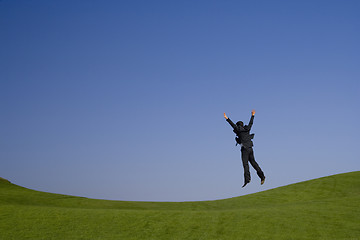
[0,171,359,240]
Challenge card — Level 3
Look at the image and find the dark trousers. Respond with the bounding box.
[241,147,265,183]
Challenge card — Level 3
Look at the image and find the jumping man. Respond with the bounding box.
[224,110,265,188]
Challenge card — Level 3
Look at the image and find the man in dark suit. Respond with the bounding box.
[224,110,265,188]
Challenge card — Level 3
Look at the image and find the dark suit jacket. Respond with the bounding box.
[226,115,254,148]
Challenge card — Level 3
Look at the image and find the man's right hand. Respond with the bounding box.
[224,113,228,119]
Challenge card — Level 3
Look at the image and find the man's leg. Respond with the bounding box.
[248,148,265,183]
[241,147,251,187]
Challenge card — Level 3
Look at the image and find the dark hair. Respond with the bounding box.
[236,121,244,127]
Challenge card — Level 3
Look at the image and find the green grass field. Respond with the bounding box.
[0,172,359,240]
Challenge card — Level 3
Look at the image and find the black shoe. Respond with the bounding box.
[261,177,265,185]
[242,181,250,188]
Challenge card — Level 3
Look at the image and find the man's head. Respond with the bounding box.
[236,121,244,127]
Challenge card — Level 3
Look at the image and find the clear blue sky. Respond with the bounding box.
[1,0,359,201]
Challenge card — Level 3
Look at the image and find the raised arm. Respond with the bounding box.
[247,110,255,129]
[224,113,237,130]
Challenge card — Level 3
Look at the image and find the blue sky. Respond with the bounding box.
[1,0,359,201]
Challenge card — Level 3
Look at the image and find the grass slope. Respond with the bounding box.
[0,171,359,240]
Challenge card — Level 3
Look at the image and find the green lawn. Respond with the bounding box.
[0,171,359,239]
